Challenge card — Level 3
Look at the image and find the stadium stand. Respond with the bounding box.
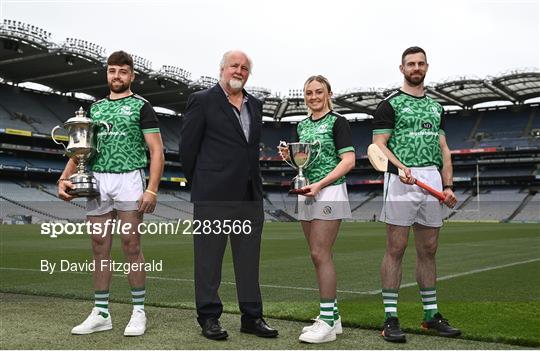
[155,114,181,152]
[0,179,194,223]
[0,19,539,223]
[447,187,528,222]
[0,180,86,221]
[259,122,294,157]
[0,84,66,133]
[443,113,477,149]
[0,153,29,167]
[349,121,373,156]
[351,194,384,221]
[265,190,297,218]
[511,192,540,222]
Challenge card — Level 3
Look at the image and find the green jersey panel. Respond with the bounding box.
[89,94,160,173]
[372,90,445,168]
[294,111,354,185]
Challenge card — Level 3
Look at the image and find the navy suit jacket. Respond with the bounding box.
[180,84,263,203]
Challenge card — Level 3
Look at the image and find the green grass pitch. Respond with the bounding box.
[1,222,539,349]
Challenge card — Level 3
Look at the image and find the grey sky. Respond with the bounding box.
[1,0,538,96]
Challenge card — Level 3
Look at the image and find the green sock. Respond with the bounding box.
[94,290,109,318]
[333,298,340,321]
[382,288,398,318]
[319,299,334,327]
[420,287,438,320]
[131,287,146,311]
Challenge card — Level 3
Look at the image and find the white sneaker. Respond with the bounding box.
[302,316,342,335]
[124,309,147,336]
[299,319,336,343]
[71,307,112,335]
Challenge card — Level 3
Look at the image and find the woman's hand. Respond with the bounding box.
[300,182,323,197]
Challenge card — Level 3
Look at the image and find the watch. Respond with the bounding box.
[443,185,454,191]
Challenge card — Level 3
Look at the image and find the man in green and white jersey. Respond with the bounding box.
[372,47,460,343]
[58,51,164,337]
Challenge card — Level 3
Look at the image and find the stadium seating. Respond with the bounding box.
[0,180,195,223]
[443,113,477,149]
[448,188,527,222]
[0,81,539,224]
[476,109,529,138]
[0,84,66,133]
[259,122,295,155]
[0,180,86,221]
[265,190,297,218]
[349,121,373,156]
[0,153,30,167]
[156,114,181,152]
[350,193,384,221]
[1,178,538,223]
[511,192,540,222]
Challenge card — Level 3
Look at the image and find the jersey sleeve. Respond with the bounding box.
[332,116,355,155]
[439,106,446,135]
[372,99,395,135]
[140,101,160,134]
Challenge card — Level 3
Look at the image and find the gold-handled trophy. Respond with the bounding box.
[51,107,110,197]
[278,140,320,194]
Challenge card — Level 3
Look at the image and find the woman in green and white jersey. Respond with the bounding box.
[280,75,355,343]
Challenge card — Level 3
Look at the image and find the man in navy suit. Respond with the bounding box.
[180,50,278,340]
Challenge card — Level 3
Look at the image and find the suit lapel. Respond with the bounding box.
[212,84,247,142]
[246,96,259,145]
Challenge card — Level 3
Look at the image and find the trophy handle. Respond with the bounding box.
[304,140,321,169]
[51,125,68,153]
[278,140,297,169]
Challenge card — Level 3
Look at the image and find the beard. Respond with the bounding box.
[404,72,425,86]
[228,78,244,90]
[109,80,130,94]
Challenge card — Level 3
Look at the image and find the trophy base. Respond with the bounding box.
[289,188,310,195]
[67,174,100,198]
[289,176,309,195]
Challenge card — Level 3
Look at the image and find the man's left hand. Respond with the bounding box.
[442,188,457,208]
[138,191,157,213]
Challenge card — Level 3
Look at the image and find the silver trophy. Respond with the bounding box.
[278,140,320,194]
[51,107,110,197]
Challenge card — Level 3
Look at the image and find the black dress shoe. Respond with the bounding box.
[240,318,278,338]
[201,318,228,340]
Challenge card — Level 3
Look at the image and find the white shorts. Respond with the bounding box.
[380,166,443,227]
[87,169,146,216]
[297,183,351,221]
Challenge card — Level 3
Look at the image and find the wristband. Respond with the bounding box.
[145,189,158,196]
[443,185,454,191]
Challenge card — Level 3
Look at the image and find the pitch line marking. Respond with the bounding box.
[365,257,540,295]
[1,257,539,295]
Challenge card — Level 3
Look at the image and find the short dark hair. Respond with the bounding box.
[107,50,134,70]
[401,46,427,63]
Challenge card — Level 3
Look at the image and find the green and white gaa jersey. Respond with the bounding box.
[372,90,445,168]
[294,111,355,185]
[89,94,160,173]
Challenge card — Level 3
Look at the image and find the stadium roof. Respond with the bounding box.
[1,19,539,119]
[336,70,540,114]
